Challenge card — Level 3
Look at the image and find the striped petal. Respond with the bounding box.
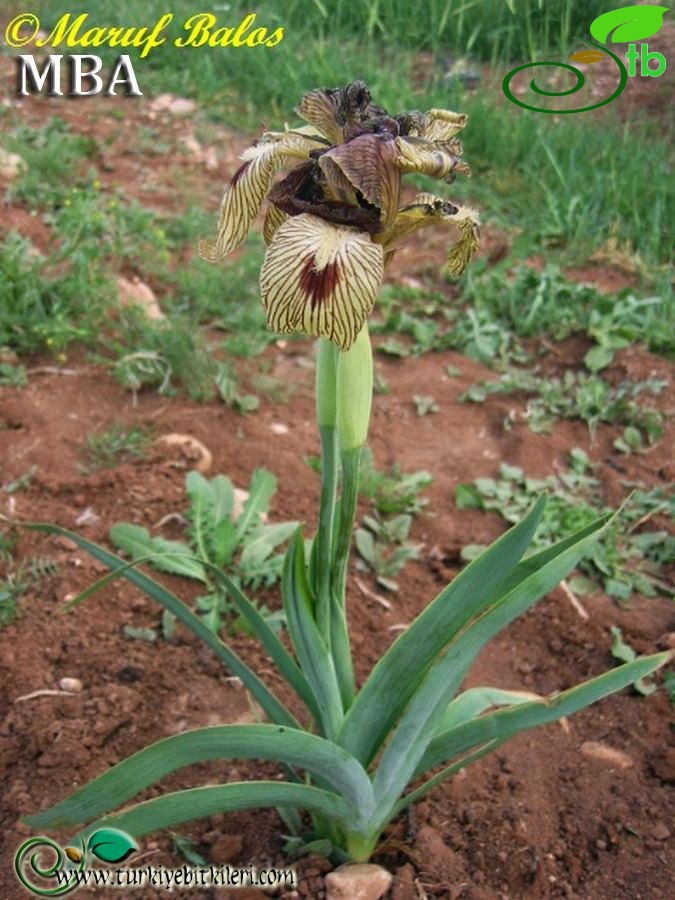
[422,109,468,143]
[447,205,481,276]
[260,214,384,351]
[378,193,480,276]
[319,134,401,227]
[296,82,387,145]
[199,133,323,262]
[396,137,471,182]
[263,203,288,245]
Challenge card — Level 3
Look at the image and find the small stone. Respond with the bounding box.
[116,275,164,320]
[0,147,26,180]
[580,741,634,769]
[58,677,83,693]
[208,833,243,865]
[149,93,196,116]
[325,864,392,900]
[270,422,289,435]
[652,823,670,841]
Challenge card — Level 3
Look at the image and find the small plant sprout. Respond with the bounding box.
[25,83,670,876]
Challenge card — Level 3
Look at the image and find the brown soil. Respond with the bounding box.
[1,54,674,900]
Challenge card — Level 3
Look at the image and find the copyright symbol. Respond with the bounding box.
[4,13,40,48]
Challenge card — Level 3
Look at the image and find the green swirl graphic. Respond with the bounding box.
[502,40,628,114]
[14,837,84,896]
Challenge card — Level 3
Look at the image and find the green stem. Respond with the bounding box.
[329,446,361,705]
[315,424,338,638]
[313,340,339,643]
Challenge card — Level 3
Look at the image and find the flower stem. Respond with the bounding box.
[313,339,339,644]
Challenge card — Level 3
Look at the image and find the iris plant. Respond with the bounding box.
[24,84,669,876]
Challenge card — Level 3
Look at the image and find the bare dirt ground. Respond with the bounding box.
[1,61,674,900]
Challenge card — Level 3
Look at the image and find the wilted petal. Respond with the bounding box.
[378,193,480,276]
[260,213,384,350]
[421,109,468,143]
[199,133,323,262]
[378,192,459,248]
[447,205,481,276]
[296,81,387,144]
[269,161,381,233]
[319,134,401,227]
[396,136,471,182]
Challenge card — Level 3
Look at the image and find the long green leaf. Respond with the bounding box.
[433,686,544,735]
[204,563,322,724]
[77,783,355,840]
[283,529,344,739]
[338,495,547,763]
[109,523,206,581]
[24,523,299,729]
[186,471,234,566]
[371,512,610,817]
[413,652,671,779]
[25,724,375,831]
[235,469,276,542]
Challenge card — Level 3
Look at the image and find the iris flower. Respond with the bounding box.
[200,81,480,351]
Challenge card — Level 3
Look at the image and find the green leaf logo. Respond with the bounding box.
[590,5,669,44]
[87,828,138,863]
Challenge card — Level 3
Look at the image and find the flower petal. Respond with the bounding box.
[268,161,381,234]
[199,133,323,262]
[421,109,468,143]
[296,81,387,144]
[263,203,288,245]
[378,193,480,276]
[260,214,384,350]
[319,134,401,227]
[396,136,471,182]
[447,205,481,277]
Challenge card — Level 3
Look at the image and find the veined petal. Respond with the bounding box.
[378,193,480,276]
[422,109,468,142]
[296,81,387,144]
[396,136,471,182]
[377,192,459,248]
[199,133,322,262]
[447,205,481,277]
[319,134,401,227]
[263,203,288,245]
[260,214,384,351]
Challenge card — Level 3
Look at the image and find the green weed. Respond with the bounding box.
[359,448,432,517]
[457,452,674,601]
[461,370,666,443]
[109,469,297,633]
[83,424,153,472]
[355,514,421,592]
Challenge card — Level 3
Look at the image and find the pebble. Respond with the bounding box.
[652,823,670,841]
[58,677,83,693]
[0,147,26,179]
[580,741,634,769]
[208,833,243,865]
[116,275,164,321]
[324,864,392,900]
[148,93,197,116]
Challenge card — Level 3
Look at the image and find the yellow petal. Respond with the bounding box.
[199,133,322,262]
[263,203,288,245]
[377,193,480,276]
[377,192,455,247]
[447,206,481,277]
[260,214,384,351]
[396,137,471,181]
[319,134,401,227]
[422,109,468,143]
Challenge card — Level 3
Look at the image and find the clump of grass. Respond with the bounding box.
[457,451,675,601]
[83,423,153,472]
